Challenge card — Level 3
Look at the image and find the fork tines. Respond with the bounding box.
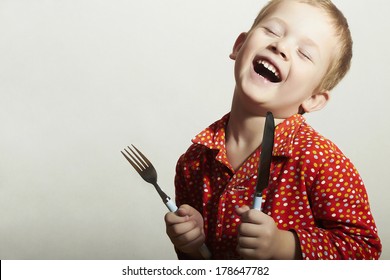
[121,145,152,173]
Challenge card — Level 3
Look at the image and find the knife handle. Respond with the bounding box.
[165,198,212,259]
[253,194,262,211]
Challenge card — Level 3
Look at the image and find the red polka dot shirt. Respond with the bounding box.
[174,113,381,259]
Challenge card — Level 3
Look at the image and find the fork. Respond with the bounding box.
[121,145,212,259]
[121,145,177,212]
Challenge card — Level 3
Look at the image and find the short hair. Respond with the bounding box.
[249,0,353,91]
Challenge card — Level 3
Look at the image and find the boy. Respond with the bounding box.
[165,0,382,259]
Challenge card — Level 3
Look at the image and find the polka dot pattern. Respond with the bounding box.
[174,113,381,259]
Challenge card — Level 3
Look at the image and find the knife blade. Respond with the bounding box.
[253,111,275,210]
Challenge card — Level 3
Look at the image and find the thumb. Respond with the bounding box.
[176,204,194,217]
[235,205,251,216]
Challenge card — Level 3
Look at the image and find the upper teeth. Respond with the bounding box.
[257,59,280,78]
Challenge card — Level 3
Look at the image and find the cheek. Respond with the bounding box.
[292,65,324,91]
[234,49,252,79]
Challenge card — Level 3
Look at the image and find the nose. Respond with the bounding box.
[268,40,289,60]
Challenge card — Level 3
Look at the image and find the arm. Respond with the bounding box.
[165,152,207,259]
[296,154,381,259]
[236,153,381,260]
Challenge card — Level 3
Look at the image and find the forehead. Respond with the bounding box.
[260,1,338,58]
[261,1,334,35]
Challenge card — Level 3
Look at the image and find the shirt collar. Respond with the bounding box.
[273,113,306,157]
[192,113,306,158]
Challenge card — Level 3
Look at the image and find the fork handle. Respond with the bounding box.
[199,244,212,260]
[165,198,178,212]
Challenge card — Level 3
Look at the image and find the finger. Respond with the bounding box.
[239,222,262,237]
[180,234,204,251]
[164,211,189,226]
[178,204,200,218]
[174,226,204,248]
[238,209,264,224]
[166,219,197,238]
[175,205,191,217]
[236,246,257,260]
[237,235,258,249]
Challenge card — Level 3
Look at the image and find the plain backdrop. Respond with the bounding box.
[0,0,389,259]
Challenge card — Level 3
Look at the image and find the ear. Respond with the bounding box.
[229,32,247,60]
[301,91,330,113]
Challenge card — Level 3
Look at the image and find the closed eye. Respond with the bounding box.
[298,49,312,61]
[264,27,281,37]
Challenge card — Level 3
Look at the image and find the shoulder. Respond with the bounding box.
[274,114,344,160]
[294,120,360,180]
[177,114,229,169]
[297,120,343,156]
[176,143,214,172]
[178,143,208,163]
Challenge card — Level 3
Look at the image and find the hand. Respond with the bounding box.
[164,204,205,257]
[236,206,301,260]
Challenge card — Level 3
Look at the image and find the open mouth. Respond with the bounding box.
[253,58,282,83]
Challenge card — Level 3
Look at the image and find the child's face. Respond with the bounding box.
[231,1,338,118]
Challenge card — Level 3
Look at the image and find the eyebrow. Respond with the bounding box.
[263,17,321,57]
[300,37,320,54]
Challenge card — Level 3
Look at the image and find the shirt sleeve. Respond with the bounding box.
[174,153,188,208]
[172,151,205,260]
[293,153,382,259]
[174,147,204,212]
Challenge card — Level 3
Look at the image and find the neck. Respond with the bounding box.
[227,107,265,150]
[227,92,284,148]
[225,90,284,170]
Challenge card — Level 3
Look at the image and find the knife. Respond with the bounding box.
[253,111,275,210]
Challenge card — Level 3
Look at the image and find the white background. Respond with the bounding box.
[0,0,389,259]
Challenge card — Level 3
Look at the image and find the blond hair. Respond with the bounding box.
[250,0,353,91]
